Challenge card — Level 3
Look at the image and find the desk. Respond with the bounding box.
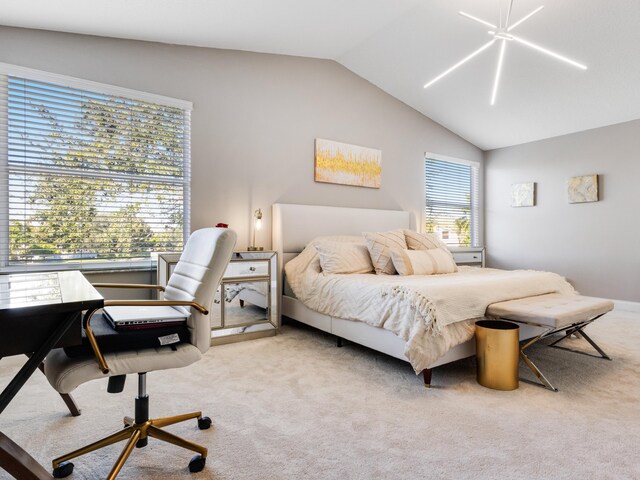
[0,271,103,479]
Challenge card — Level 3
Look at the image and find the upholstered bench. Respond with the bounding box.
[486,293,614,391]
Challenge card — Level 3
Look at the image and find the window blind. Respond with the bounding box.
[0,67,191,272]
[425,158,480,247]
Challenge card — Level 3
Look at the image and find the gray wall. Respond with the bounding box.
[485,119,640,302]
[0,26,482,255]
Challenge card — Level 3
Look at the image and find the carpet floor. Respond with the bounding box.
[1,310,639,479]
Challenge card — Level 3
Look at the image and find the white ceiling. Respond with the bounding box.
[2,0,639,150]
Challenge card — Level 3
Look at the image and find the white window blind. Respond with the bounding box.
[425,157,480,247]
[0,65,191,272]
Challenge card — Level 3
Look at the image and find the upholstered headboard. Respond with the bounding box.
[272,203,414,269]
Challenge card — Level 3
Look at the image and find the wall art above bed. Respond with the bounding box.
[314,138,382,188]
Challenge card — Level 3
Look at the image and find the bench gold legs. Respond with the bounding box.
[519,336,559,392]
[517,313,611,391]
[547,327,612,360]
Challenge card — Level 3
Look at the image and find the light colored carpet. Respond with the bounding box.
[1,310,639,479]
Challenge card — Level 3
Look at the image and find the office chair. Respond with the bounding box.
[44,227,237,479]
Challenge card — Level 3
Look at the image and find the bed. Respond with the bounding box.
[272,203,578,386]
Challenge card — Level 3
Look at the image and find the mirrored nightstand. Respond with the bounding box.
[157,250,279,345]
[210,251,279,345]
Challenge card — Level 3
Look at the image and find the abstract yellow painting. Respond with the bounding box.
[314,138,382,188]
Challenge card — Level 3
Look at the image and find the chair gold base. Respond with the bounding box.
[52,411,208,480]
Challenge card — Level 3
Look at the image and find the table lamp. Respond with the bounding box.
[247,208,263,251]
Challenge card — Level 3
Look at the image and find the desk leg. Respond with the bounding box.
[0,313,78,415]
[0,432,52,479]
[0,315,77,479]
[35,362,81,417]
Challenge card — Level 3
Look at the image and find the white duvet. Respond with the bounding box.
[285,244,576,372]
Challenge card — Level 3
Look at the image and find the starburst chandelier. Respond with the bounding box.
[423,0,587,105]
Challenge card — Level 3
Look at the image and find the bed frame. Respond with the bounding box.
[271,203,494,386]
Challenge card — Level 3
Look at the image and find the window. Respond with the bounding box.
[0,64,192,272]
[424,156,480,247]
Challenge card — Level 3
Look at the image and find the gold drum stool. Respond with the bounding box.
[475,320,520,391]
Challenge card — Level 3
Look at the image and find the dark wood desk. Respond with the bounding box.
[0,271,103,479]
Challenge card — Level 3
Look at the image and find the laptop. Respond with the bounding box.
[103,305,190,330]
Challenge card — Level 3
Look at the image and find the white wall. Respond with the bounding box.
[0,26,482,254]
[485,119,640,302]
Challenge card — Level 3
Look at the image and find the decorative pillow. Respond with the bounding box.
[315,240,374,274]
[391,248,458,275]
[311,235,364,246]
[403,230,448,250]
[363,229,407,275]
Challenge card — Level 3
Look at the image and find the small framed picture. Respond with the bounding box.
[568,175,598,203]
[511,182,535,207]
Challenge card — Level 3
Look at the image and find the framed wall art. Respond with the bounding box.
[568,174,598,203]
[511,182,536,207]
[314,138,382,188]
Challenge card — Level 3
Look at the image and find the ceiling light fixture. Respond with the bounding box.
[423,0,587,105]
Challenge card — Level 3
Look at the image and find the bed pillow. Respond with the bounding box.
[391,248,458,275]
[315,240,374,274]
[403,230,448,250]
[311,235,364,246]
[363,229,407,275]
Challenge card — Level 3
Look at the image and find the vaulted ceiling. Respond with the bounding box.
[2,0,639,149]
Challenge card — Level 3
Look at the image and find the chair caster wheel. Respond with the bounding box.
[53,461,74,478]
[189,454,206,473]
[198,416,212,430]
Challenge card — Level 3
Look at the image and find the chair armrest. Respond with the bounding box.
[93,283,166,292]
[83,308,111,374]
[104,300,209,315]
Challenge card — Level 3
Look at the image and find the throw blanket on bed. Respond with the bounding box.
[381,268,576,331]
[285,245,576,372]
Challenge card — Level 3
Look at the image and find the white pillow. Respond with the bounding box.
[363,229,407,275]
[403,230,448,250]
[391,248,457,275]
[315,240,374,274]
[310,235,364,246]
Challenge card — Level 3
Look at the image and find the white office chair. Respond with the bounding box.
[44,227,237,479]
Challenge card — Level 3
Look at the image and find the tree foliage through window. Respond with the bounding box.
[424,158,479,248]
[2,74,190,269]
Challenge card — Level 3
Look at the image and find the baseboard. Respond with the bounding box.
[613,299,640,313]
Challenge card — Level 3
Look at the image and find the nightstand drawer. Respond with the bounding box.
[453,252,482,263]
[224,260,268,278]
[451,248,485,266]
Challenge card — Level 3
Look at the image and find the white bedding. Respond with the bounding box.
[285,244,576,372]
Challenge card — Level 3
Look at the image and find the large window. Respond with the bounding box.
[424,156,480,247]
[0,64,192,272]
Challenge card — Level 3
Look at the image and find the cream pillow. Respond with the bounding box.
[311,235,364,245]
[391,248,458,275]
[403,230,448,250]
[363,229,407,275]
[315,240,374,274]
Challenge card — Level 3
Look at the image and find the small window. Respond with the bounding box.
[424,156,480,247]
[0,65,192,272]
